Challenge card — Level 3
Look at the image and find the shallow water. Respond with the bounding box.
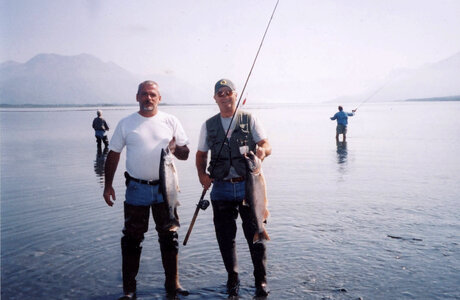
[1,102,459,299]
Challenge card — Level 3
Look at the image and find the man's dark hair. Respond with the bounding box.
[338,106,343,111]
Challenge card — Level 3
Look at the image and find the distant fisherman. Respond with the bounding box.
[103,80,190,299]
[196,79,272,297]
[92,109,109,150]
[330,106,357,142]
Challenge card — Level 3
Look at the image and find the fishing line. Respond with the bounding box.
[355,72,403,110]
[183,0,280,246]
[355,80,390,110]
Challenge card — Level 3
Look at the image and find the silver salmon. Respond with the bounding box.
[244,151,270,243]
[159,147,181,231]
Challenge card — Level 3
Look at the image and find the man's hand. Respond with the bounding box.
[103,186,116,206]
[256,146,267,161]
[170,137,190,160]
[199,173,213,190]
[352,109,357,113]
[256,139,271,161]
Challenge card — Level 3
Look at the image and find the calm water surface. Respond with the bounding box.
[1,102,459,299]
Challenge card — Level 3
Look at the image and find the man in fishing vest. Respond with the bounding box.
[196,79,272,297]
[103,81,190,299]
[330,105,357,142]
[92,109,110,151]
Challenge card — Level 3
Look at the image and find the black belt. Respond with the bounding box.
[124,171,160,186]
[222,176,245,183]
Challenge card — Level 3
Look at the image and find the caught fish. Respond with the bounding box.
[159,147,181,231]
[244,151,270,243]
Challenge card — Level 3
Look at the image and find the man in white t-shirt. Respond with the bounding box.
[103,81,190,299]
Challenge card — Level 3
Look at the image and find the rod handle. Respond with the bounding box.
[182,189,208,246]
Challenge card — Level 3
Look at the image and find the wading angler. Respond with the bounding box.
[195,79,272,297]
[103,80,190,299]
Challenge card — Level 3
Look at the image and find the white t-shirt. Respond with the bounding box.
[109,111,189,181]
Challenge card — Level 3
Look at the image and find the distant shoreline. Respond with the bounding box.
[0,103,211,109]
[0,103,134,108]
[404,95,460,102]
[2,95,460,109]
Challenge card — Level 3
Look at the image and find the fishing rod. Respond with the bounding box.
[183,0,280,246]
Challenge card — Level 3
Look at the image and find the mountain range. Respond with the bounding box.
[0,53,204,106]
[333,51,460,103]
[1,52,460,105]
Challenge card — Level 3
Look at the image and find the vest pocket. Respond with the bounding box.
[238,123,249,133]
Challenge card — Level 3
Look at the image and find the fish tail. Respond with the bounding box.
[253,229,270,243]
[253,232,260,243]
[166,219,180,232]
[261,229,270,241]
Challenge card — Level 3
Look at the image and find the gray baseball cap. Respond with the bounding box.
[214,79,235,94]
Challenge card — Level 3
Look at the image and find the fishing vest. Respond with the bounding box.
[206,111,256,179]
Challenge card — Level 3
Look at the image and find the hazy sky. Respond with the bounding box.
[2,0,460,102]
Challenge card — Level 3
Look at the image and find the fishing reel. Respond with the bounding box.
[198,199,210,210]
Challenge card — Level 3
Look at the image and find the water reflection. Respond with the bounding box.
[94,147,108,186]
[336,141,348,164]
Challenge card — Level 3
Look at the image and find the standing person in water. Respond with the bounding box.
[92,109,110,151]
[196,79,272,297]
[103,80,190,299]
[330,106,357,142]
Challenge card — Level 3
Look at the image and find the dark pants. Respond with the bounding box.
[96,135,109,150]
[211,200,267,285]
[121,202,179,294]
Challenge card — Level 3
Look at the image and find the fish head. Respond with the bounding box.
[244,151,262,174]
[162,147,171,156]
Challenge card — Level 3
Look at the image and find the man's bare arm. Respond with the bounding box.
[196,150,212,190]
[103,150,120,206]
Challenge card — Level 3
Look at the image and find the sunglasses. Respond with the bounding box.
[216,90,234,97]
